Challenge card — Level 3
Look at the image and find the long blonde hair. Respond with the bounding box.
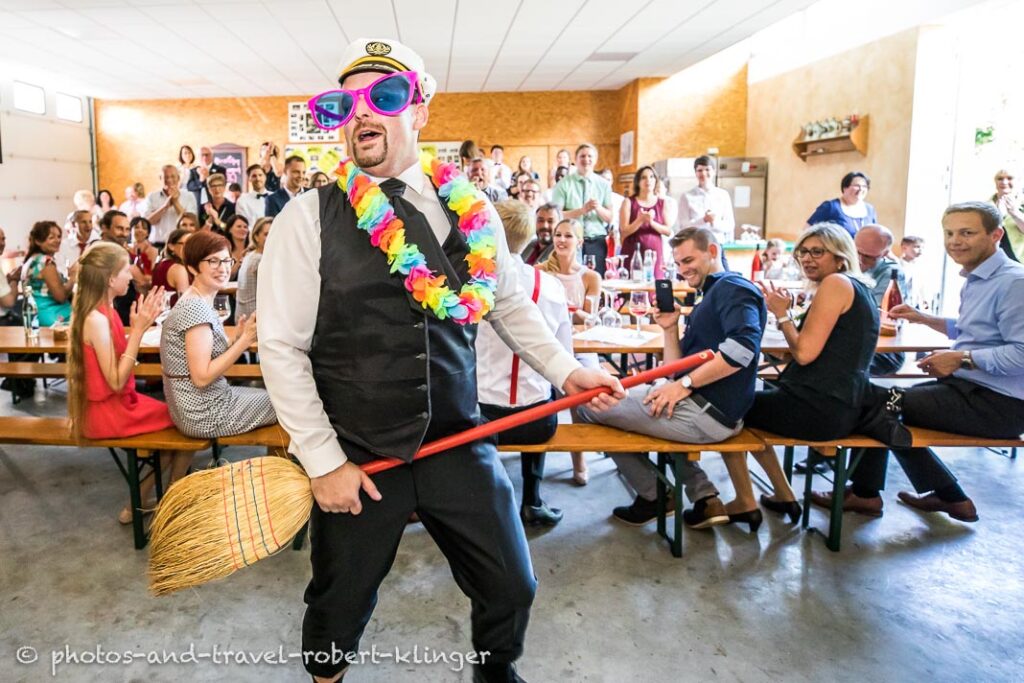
[537,218,582,275]
[67,242,130,442]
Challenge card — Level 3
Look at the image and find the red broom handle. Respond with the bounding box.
[361,350,714,475]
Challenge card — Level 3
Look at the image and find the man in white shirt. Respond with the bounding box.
[678,155,735,247]
[258,38,622,683]
[145,165,197,248]
[57,209,100,269]
[235,164,270,224]
[477,200,572,527]
[490,144,512,190]
[118,182,147,218]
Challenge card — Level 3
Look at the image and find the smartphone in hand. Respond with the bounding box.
[655,279,675,313]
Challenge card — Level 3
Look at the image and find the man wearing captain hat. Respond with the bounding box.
[258,38,623,682]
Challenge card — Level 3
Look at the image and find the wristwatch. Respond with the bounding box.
[680,375,694,389]
[960,350,975,370]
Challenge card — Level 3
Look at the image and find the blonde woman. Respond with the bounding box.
[721,223,881,527]
[236,217,271,320]
[537,218,601,485]
[537,218,601,324]
[67,242,193,524]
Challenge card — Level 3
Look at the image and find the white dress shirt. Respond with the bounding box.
[145,189,197,244]
[679,185,735,246]
[476,256,572,407]
[258,159,581,478]
[236,190,270,224]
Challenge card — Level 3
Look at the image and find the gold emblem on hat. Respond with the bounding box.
[366,41,392,56]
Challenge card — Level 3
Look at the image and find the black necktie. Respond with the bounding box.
[380,178,406,199]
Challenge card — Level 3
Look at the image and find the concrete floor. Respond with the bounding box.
[1,384,1022,682]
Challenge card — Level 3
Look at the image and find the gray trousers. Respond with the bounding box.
[576,382,740,502]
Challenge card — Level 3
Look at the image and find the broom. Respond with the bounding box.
[148,350,713,595]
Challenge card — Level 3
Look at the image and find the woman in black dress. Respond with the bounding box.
[723,222,879,527]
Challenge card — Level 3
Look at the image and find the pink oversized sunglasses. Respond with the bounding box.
[307,71,424,131]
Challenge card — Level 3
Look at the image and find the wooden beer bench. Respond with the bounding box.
[749,427,1024,552]
[0,416,210,549]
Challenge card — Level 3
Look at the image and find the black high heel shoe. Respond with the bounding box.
[727,508,763,532]
[759,494,802,524]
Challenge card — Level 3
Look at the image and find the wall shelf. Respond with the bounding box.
[792,115,869,161]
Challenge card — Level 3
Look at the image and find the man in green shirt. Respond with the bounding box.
[551,143,613,273]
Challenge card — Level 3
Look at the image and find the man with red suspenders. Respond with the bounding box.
[477,201,574,527]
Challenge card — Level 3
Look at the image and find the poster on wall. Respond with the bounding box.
[418,141,461,165]
[619,131,634,167]
[284,144,348,175]
[211,143,246,189]
[289,101,341,144]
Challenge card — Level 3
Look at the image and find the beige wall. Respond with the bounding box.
[746,28,919,241]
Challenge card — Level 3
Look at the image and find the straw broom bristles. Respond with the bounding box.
[148,457,312,596]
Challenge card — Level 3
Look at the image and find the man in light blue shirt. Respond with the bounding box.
[551,143,613,272]
[814,201,1024,523]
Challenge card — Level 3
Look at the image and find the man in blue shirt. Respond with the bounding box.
[817,201,1024,522]
[578,227,767,527]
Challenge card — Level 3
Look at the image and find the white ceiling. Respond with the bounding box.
[0,0,818,100]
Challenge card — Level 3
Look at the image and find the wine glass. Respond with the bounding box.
[583,294,600,329]
[213,294,232,324]
[628,291,648,338]
[604,258,618,280]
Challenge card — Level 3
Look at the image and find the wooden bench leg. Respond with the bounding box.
[783,445,795,484]
[125,448,147,550]
[825,447,848,552]
[292,522,308,551]
[655,453,667,540]
[800,448,816,530]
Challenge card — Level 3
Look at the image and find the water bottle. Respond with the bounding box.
[22,290,39,339]
[630,250,643,281]
[642,249,655,282]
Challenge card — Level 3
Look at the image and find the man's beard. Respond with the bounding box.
[353,133,389,170]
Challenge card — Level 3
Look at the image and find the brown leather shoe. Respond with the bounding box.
[897,491,979,523]
[809,486,883,518]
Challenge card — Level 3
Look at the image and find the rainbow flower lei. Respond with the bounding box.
[336,152,497,325]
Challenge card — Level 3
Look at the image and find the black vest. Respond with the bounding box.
[309,182,480,464]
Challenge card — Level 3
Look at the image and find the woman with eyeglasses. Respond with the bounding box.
[159,231,276,438]
[806,171,878,238]
[719,222,880,527]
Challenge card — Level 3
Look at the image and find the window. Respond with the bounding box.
[56,93,83,122]
[13,81,45,114]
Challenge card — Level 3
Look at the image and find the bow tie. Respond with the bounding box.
[256,193,268,198]
[380,178,406,199]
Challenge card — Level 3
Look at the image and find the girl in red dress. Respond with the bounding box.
[67,242,194,524]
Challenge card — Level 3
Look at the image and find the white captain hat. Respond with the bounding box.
[336,38,437,103]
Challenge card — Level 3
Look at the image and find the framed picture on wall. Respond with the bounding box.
[284,144,348,175]
[289,101,341,143]
[211,143,247,190]
[419,141,461,165]
[619,131,634,167]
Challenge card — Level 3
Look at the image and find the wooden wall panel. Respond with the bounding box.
[746,29,918,240]
[95,89,629,196]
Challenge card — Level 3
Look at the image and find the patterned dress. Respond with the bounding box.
[159,294,276,438]
[22,254,72,326]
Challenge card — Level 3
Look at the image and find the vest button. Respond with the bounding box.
[420,411,429,420]
[416,352,427,360]
[417,384,427,392]
[413,322,424,329]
